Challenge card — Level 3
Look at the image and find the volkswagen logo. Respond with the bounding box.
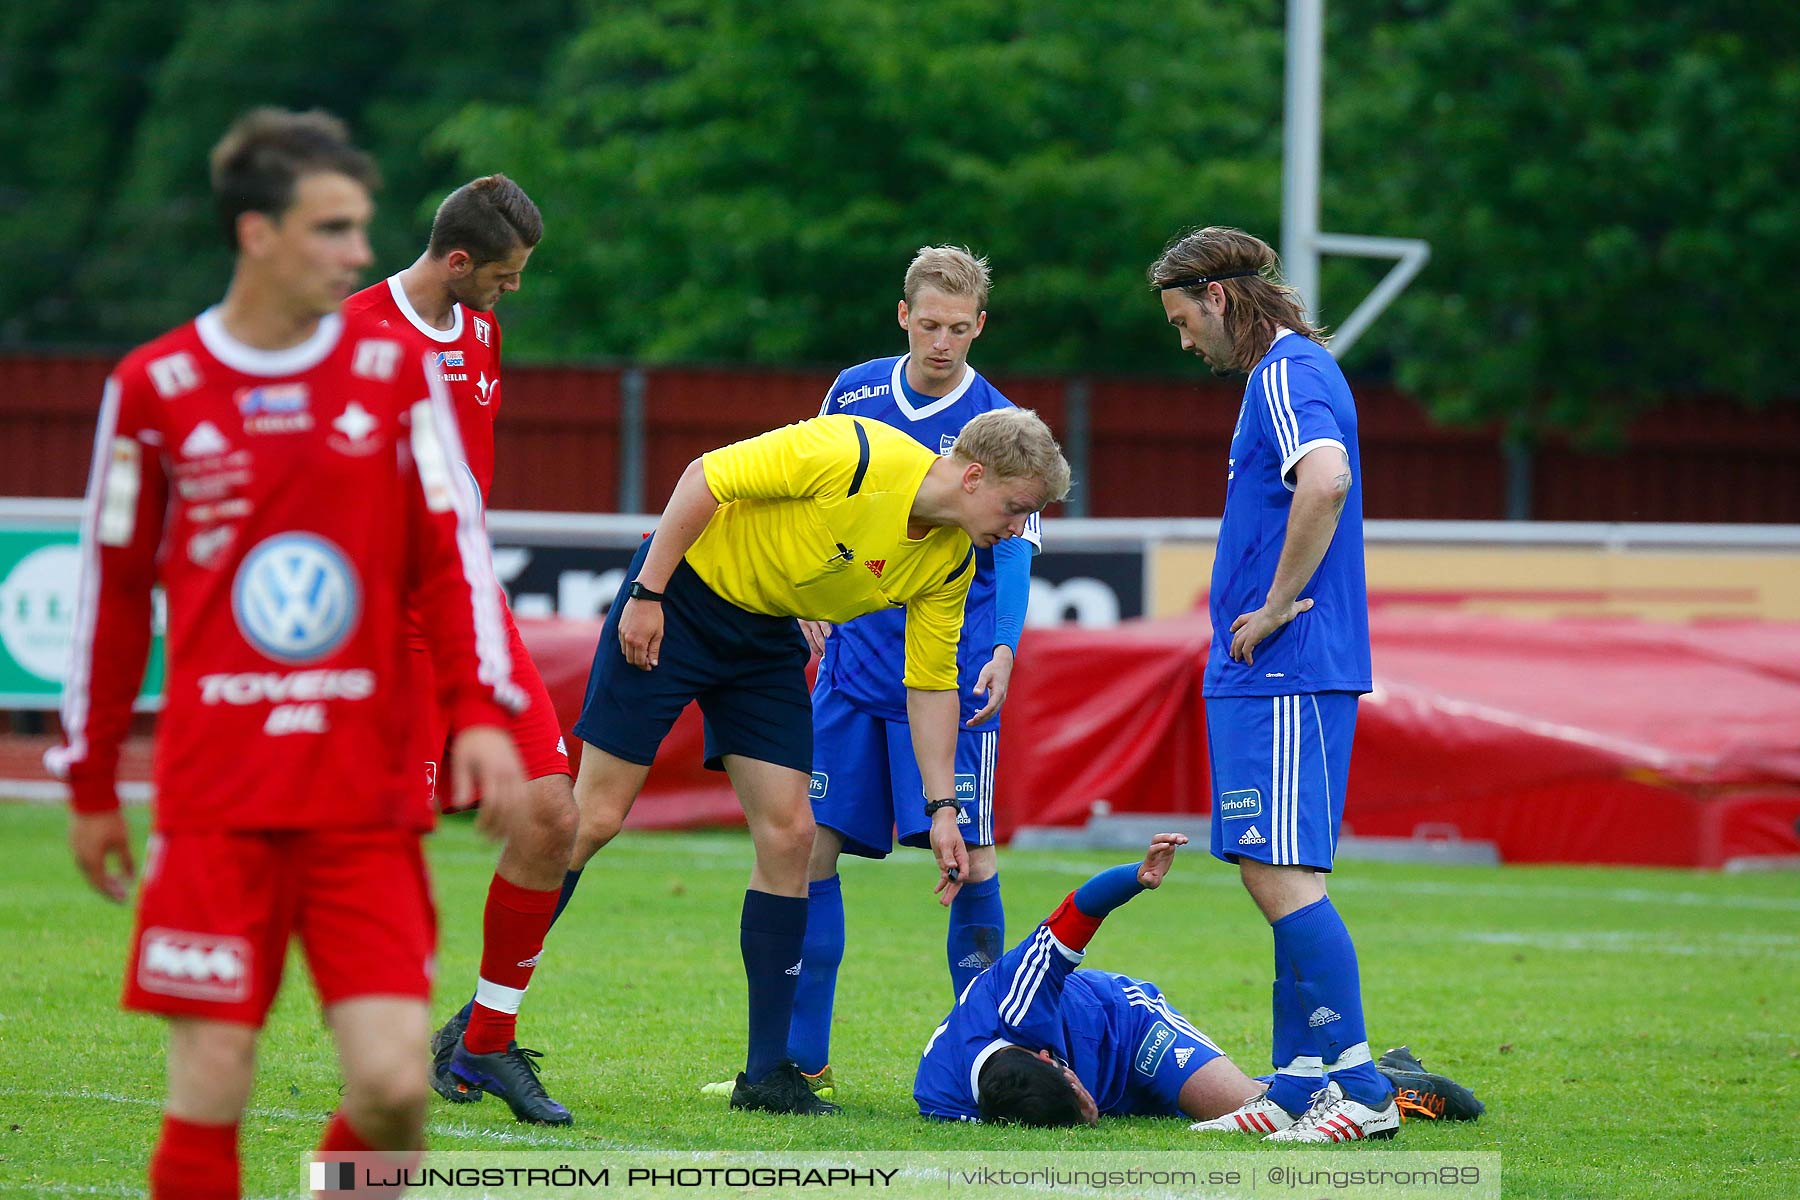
[231,534,361,664]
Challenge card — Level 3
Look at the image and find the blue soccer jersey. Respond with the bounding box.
[1205,332,1371,697]
[816,355,1040,731]
[913,923,1221,1121]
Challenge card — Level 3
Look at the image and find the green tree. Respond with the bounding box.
[1325,0,1800,434]
[434,0,1290,370]
[1,0,577,348]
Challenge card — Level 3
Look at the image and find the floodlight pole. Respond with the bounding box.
[1281,0,1429,359]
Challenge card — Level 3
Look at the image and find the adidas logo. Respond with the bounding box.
[1308,1006,1342,1028]
[956,952,992,969]
[864,559,886,578]
[181,421,229,458]
[516,953,541,969]
[1237,825,1266,846]
[786,960,803,976]
[1173,1047,1194,1068]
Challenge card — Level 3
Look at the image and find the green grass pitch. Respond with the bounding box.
[2,802,1796,1198]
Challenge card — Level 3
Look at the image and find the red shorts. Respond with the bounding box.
[122,829,435,1026]
[419,610,571,810]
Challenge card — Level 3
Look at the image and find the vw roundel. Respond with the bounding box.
[231,534,362,664]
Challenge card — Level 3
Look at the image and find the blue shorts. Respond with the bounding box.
[1206,692,1359,871]
[1088,972,1225,1117]
[810,678,997,858]
[571,537,812,774]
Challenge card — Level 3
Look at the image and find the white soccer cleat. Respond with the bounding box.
[1189,1092,1300,1134]
[1263,1081,1400,1142]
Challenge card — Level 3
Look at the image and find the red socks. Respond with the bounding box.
[149,1115,238,1200]
[1044,891,1105,951]
[463,874,560,1053]
[316,1111,420,1196]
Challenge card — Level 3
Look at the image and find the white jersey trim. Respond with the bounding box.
[385,273,465,343]
[1280,438,1349,492]
[890,356,977,421]
[195,308,342,376]
[45,376,125,781]
[420,352,525,714]
[968,1038,1016,1104]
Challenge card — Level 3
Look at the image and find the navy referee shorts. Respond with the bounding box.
[571,536,813,774]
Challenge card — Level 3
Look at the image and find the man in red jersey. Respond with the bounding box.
[47,109,528,1200]
[345,176,577,1126]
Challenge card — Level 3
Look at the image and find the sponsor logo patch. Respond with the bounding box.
[1219,788,1262,820]
[230,534,361,665]
[832,382,887,407]
[138,928,251,1002]
[1134,1021,1177,1076]
[351,338,401,381]
[808,771,829,801]
[146,352,201,399]
[237,382,312,434]
[328,401,381,455]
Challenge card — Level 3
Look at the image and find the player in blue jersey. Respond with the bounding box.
[914,833,1266,1126]
[914,833,1479,1133]
[1147,227,1397,1142]
[785,247,1040,1099]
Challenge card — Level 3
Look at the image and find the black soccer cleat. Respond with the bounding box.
[1376,1044,1485,1122]
[449,1041,573,1126]
[729,1059,842,1116]
[429,1009,481,1104]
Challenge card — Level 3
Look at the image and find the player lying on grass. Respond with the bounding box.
[912,834,1482,1136]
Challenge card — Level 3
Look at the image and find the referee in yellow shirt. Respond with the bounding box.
[565,408,1069,1115]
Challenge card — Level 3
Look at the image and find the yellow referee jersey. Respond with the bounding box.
[688,415,975,691]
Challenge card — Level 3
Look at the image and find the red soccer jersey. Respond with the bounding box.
[344,275,503,501]
[48,307,523,832]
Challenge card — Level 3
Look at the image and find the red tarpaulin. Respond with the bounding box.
[522,611,1800,868]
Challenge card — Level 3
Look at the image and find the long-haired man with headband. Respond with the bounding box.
[1147,227,1396,1142]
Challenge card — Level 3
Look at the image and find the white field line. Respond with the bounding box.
[1458,929,1800,957]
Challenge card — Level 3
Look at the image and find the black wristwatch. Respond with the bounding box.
[924,798,960,819]
[627,580,665,602]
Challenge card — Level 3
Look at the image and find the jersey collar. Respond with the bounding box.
[385,273,464,344]
[969,1039,1017,1104]
[195,308,342,376]
[890,355,976,422]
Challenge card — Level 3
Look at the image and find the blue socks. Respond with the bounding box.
[947,873,1004,997]
[740,889,808,1081]
[550,867,584,925]
[456,867,584,1026]
[1264,951,1323,1114]
[1270,896,1390,1106]
[786,876,845,1075]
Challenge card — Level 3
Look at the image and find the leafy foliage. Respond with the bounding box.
[4,0,1795,432]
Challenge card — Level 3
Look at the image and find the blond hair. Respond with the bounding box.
[1147,226,1327,372]
[904,245,991,310]
[951,408,1071,503]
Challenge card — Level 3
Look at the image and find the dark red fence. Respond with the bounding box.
[5,353,1796,522]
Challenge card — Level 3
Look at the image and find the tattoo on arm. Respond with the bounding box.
[1331,472,1352,518]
